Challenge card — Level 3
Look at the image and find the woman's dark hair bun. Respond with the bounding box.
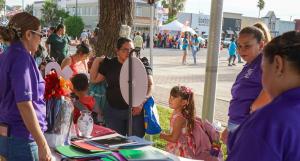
[76,42,90,54]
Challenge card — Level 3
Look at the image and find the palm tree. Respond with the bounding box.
[25,4,33,15]
[41,0,59,26]
[257,0,265,18]
[161,0,186,21]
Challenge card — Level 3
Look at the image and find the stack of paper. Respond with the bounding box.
[55,135,170,161]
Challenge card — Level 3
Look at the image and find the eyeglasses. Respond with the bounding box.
[31,30,43,39]
[119,48,133,53]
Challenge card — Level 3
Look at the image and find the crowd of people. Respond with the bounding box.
[1,12,300,161]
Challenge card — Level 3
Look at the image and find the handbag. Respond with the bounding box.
[143,97,161,135]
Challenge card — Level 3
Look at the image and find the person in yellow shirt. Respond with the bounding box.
[133,32,144,58]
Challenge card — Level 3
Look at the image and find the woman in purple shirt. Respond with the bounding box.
[227,30,300,161]
[0,12,52,161]
[222,26,271,148]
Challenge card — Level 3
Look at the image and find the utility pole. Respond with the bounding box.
[202,0,224,122]
[147,0,156,69]
[75,0,78,17]
[22,0,25,11]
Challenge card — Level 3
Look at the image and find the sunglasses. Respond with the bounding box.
[31,30,43,38]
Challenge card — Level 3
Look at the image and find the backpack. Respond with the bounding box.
[189,117,223,161]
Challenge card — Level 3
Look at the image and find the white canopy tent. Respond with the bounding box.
[159,20,183,31]
[182,26,197,35]
[159,20,196,34]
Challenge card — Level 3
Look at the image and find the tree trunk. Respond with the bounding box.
[95,0,133,57]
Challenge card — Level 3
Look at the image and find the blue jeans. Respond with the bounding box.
[104,104,145,137]
[227,121,240,153]
[191,46,198,64]
[0,136,38,161]
[227,121,240,133]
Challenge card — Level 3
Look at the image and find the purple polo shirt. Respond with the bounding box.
[228,54,262,124]
[227,87,300,161]
[0,41,47,140]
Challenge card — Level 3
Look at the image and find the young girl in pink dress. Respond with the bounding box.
[160,85,196,158]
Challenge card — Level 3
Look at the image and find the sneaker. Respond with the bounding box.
[232,63,236,66]
[238,61,243,63]
[228,64,232,66]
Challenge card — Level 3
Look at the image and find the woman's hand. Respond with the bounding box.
[132,106,143,116]
[17,101,53,161]
[37,141,52,161]
[221,128,228,144]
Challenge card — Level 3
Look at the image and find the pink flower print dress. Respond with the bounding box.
[166,112,195,158]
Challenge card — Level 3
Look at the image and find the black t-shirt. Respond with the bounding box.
[99,57,152,109]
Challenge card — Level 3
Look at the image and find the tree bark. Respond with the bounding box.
[95,0,133,57]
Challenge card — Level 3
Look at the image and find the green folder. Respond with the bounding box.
[119,149,171,161]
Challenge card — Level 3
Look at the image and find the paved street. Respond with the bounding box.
[141,47,244,126]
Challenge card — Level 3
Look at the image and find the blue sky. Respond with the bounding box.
[7,0,300,21]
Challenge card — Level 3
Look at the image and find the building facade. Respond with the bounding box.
[261,11,280,37]
[133,0,159,33]
[241,16,263,29]
[260,11,295,37]
[222,12,242,38]
[178,12,243,38]
[177,12,210,35]
[33,0,157,31]
[278,20,295,35]
[33,1,44,20]
[62,0,98,29]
